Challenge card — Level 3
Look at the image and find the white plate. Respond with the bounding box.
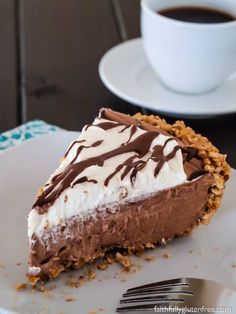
[99,38,236,119]
[0,131,236,314]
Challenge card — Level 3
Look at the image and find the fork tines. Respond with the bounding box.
[127,278,190,293]
[116,278,193,313]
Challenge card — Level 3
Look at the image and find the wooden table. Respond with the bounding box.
[0,0,235,167]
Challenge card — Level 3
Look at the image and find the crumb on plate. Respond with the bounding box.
[65,295,77,302]
[144,255,156,262]
[162,253,171,259]
[15,283,28,291]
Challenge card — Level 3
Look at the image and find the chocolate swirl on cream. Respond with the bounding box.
[32,108,204,217]
[85,121,124,131]
[64,140,85,158]
[104,137,177,187]
[69,140,103,164]
[34,131,161,211]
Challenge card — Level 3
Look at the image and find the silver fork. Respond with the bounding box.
[116,278,236,313]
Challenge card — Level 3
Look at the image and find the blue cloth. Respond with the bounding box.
[0,120,61,152]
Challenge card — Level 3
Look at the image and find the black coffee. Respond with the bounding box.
[158,6,235,24]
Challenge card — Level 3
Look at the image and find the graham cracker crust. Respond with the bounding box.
[134,112,231,228]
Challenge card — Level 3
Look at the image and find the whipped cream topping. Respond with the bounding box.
[28,113,188,238]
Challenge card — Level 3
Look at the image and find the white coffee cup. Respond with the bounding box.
[141,0,236,94]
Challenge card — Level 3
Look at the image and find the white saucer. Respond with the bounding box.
[99,38,236,118]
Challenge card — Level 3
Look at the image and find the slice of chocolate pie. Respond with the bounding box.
[27,108,230,283]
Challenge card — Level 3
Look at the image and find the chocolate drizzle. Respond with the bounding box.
[105,138,179,186]
[121,158,145,181]
[64,140,85,158]
[34,131,160,210]
[95,121,122,130]
[70,140,103,164]
[126,125,137,143]
[86,121,123,131]
[104,155,146,187]
[72,176,97,187]
[119,125,130,133]
[152,139,181,176]
[33,108,207,214]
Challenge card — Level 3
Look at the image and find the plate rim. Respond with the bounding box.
[0,130,80,158]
